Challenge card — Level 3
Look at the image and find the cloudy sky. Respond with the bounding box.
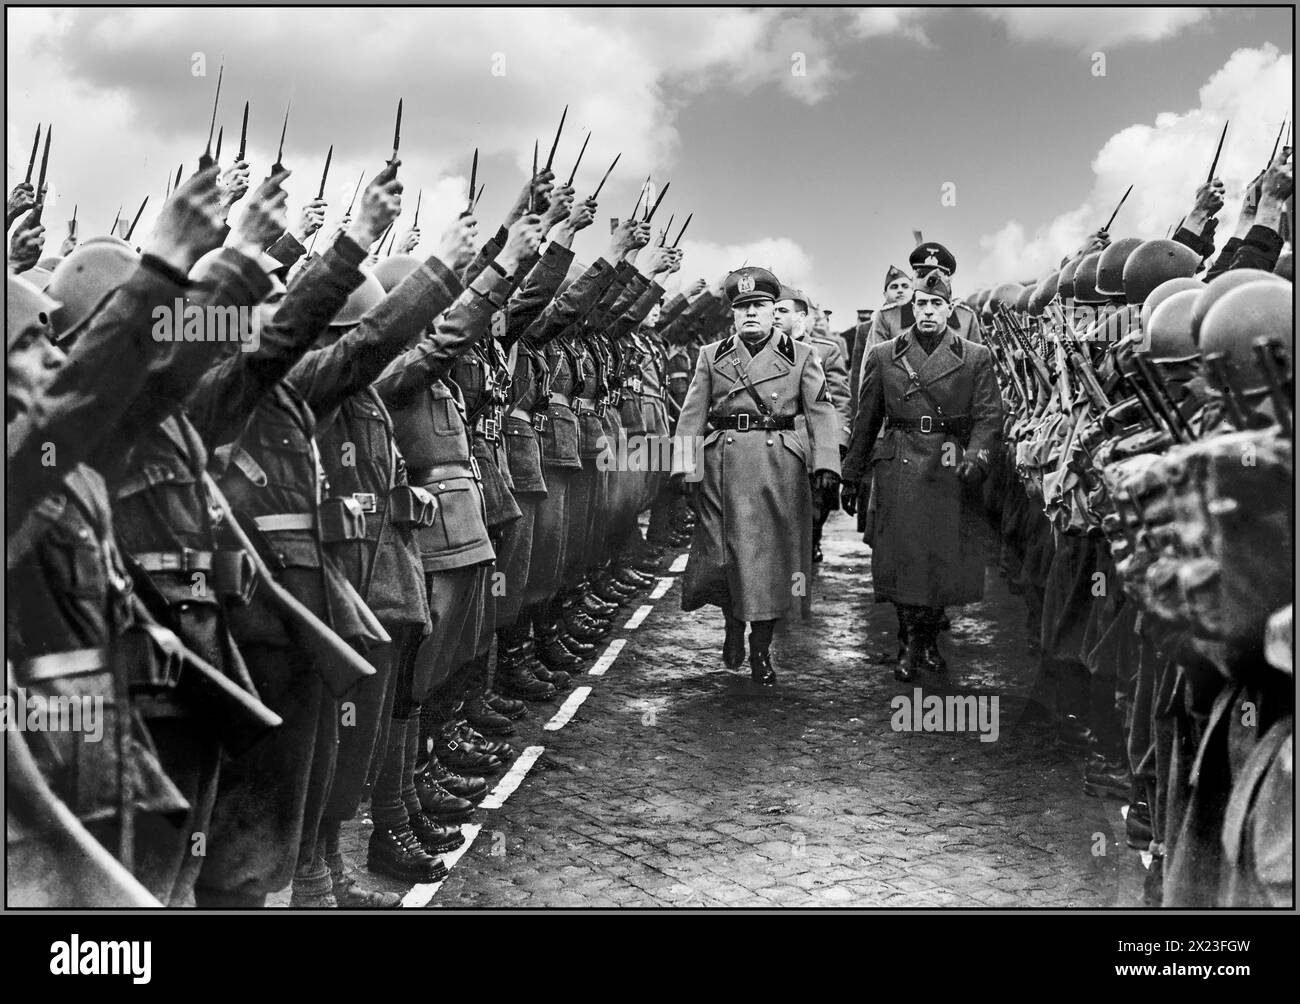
[6,7,1293,328]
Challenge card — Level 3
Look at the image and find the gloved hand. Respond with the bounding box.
[957,459,987,486]
[840,481,859,516]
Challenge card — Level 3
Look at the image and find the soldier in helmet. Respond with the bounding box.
[671,266,841,686]
[842,269,1003,681]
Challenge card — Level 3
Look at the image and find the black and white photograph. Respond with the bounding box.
[3,2,1294,946]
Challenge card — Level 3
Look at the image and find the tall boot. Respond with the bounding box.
[748,619,777,687]
[917,607,947,674]
[722,610,746,669]
[894,605,922,683]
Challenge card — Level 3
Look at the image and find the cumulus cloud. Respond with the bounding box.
[978,8,1212,51]
[973,44,1292,286]
[849,8,935,46]
[667,236,816,298]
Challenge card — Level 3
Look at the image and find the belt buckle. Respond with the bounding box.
[736,413,751,432]
[532,412,549,433]
[482,417,500,442]
[352,492,378,514]
[920,415,933,433]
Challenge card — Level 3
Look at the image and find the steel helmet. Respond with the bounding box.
[373,254,422,293]
[1199,281,1292,395]
[1189,268,1284,346]
[1142,290,1200,362]
[1027,272,1060,317]
[7,273,60,351]
[331,269,387,327]
[1072,252,1105,304]
[1139,277,1203,332]
[1095,237,1144,299]
[45,237,139,339]
[1122,239,1199,305]
[1058,257,1081,301]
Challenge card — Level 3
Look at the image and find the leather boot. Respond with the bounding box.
[565,609,611,641]
[748,620,777,687]
[446,719,515,763]
[485,688,528,721]
[580,592,618,618]
[465,694,515,736]
[534,611,584,668]
[558,631,596,656]
[894,607,921,683]
[409,810,466,854]
[329,859,401,909]
[367,824,447,882]
[414,766,476,822]
[917,610,947,674]
[528,657,572,690]
[722,612,746,669]
[437,731,503,776]
[500,634,562,697]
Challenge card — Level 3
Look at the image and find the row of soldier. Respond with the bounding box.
[838,146,1293,907]
[4,122,826,906]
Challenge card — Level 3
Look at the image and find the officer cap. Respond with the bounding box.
[1072,252,1105,304]
[331,269,388,327]
[914,269,953,303]
[909,242,956,276]
[1199,281,1292,394]
[1095,237,1143,299]
[777,285,809,312]
[1121,239,1199,305]
[1189,268,1283,346]
[1139,277,1203,332]
[7,273,60,351]
[374,254,422,293]
[1143,289,1200,362]
[724,266,781,307]
[46,237,139,341]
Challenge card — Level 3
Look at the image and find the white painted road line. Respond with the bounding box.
[669,554,689,573]
[587,638,626,677]
[479,745,545,809]
[401,823,482,908]
[649,577,673,600]
[624,604,653,630]
[543,685,593,730]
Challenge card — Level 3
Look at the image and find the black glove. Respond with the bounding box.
[812,469,840,495]
[840,482,859,516]
[957,459,987,486]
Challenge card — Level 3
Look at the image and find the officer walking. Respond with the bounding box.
[672,266,841,686]
[842,269,1003,681]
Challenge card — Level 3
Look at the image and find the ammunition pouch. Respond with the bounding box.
[389,485,439,528]
[212,547,258,605]
[318,497,367,544]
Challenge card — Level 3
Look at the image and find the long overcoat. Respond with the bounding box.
[843,325,1003,607]
[673,328,841,621]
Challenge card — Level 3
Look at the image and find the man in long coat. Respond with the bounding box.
[841,269,1002,681]
[671,267,841,686]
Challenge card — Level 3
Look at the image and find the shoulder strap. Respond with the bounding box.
[896,351,948,417]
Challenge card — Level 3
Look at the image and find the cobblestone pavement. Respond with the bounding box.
[276,512,1148,909]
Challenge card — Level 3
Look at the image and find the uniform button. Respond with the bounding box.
[771,392,778,398]
[78,528,91,540]
[766,438,774,446]
[903,459,909,464]
[726,437,734,444]
[438,482,446,490]
[282,438,290,446]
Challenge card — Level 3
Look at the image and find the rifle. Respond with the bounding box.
[28,126,51,227]
[1253,338,1293,437]
[1047,301,1110,412]
[200,472,376,696]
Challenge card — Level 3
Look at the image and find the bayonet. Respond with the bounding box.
[528,139,538,214]
[1103,184,1132,232]
[630,174,651,218]
[23,123,40,184]
[271,100,291,175]
[1206,120,1228,183]
[345,170,364,217]
[591,152,620,200]
[316,145,333,200]
[237,100,249,161]
[214,127,224,164]
[544,104,567,172]
[659,213,674,246]
[565,131,590,187]
[175,163,184,192]
[412,189,421,228]
[125,196,149,241]
[474,184,485,210]
[463,147,478,216]
[199,60,224,170]
[644,180,669,223]
[29,125,51,224]
[109,205,122,236]
[388,98,402,166]
[669,212,692,249]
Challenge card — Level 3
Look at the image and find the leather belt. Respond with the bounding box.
[408,460,481,486]
[709,413,796,432]
[509,406,549,433]
[574,396,600,414]
[134,548,215,573]
[19,647,108,683]
[886,415,971,434]
[253,513,316,532]
[548,391,572,409]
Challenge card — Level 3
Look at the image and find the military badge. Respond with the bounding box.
[737,275,756,295]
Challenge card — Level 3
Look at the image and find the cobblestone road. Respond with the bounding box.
[280,511,1148,908]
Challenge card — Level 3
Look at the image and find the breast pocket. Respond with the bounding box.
[428,386,463,438]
